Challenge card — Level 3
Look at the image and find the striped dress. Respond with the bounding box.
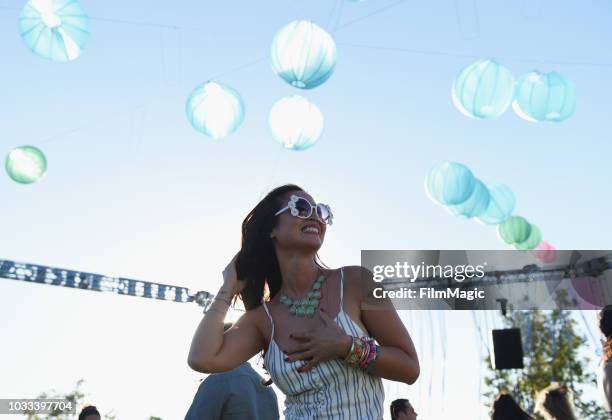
[262,267,385,419]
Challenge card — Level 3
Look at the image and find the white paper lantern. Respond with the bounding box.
[19,0,89,62]
[270,20,337,89]
[269,96,324,150]
[185,81,245,139]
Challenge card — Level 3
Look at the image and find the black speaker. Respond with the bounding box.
[491,328,523,370]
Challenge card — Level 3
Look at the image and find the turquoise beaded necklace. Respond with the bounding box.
[279,271,326,318]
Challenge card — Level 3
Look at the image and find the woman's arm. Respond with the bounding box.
[187,290,263,373]
[354,266,420,384]
[187,253,263,373]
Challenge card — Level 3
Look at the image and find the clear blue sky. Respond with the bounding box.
[0,0,610,418]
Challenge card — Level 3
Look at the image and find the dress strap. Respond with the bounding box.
[261,300,275,339]
[339,267,345,311]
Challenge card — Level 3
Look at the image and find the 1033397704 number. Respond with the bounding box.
[0,399,75,414]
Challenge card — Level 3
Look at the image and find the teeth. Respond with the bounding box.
[302,226,319,234]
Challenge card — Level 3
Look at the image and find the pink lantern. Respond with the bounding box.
[531,240,557,263]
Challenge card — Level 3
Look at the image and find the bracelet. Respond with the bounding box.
[214,296,232,306]
[344,336,380,373]
[366,345,380,373]
[344,337,366,367]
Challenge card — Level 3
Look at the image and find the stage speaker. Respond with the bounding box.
[491,328,523,370]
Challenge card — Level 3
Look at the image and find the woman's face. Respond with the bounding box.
[270,191,327,252]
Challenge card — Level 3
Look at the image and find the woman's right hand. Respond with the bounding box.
[221,252,247,296]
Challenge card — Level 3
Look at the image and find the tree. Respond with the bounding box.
[484,291,606,419]
[23,379,115,420]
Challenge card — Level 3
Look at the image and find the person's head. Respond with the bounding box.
[599,305,612,360]
[535,383,576,420]
[236,184,332,310]
[78,405,101,420]
[390,398,417,420]
[490,393,532,420]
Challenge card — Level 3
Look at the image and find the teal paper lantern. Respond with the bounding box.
[452,59,515,119]
[514,224,542,250]
[425,162,476,206]
[512,71,576,123]
[5,145,47,184]
[475,183,515,225]
[270,20,337,89]
[269,95,324,150]
[497,216,532,245]
[185,81,245,140]
[447,178,490,218]
[19,0,89,62]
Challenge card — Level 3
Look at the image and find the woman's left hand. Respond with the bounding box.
[284,308,353,373]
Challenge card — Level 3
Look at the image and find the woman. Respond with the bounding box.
[489,393,533,420]
[188,184,420,419]
[599,305,612,419]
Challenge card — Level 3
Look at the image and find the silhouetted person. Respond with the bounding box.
[535,383,577,420]
[185,322,279,420]
[78,405,101,420]
[390,398,417,420]
[599,304,612,419]
[490,393,533,420]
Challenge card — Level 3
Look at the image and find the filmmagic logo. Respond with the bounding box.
[372,261,487,282]
[372,287,486,301]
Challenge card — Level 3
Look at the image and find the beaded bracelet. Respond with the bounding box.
[344,336,380,372]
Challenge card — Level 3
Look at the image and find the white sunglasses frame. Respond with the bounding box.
[274,195,334,225]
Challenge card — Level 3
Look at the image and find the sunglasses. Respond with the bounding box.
[274,195,333,225]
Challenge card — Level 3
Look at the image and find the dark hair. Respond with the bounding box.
[390,399,409,420]
[78,405,100,420]
[600,305,612,361]
[236,184,327,310]
[491,393,533,420]
[535,383,576,420]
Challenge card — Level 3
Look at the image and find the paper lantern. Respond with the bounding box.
[531,241,557,263]
[270,20,337,89]
[426,162,476,206]
[452,59,515,119]
[476,183,515,225]
[269,95,324,150]
[185,81,245,140]
[5,145,47,184]
[514,224,542,250]
[512,71,576,123]
[497,216,532,245]
[447,178,490,218]
[19,0,89,62]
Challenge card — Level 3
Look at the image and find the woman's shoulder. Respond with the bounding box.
[338,265,378,289]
